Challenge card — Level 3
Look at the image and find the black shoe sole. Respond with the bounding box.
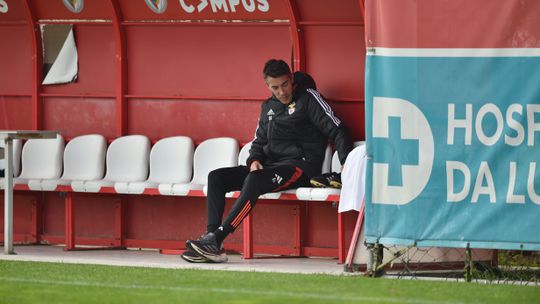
[186,242,228,263]
[181,252,211,263]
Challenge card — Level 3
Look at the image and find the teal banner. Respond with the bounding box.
[365,54,540,250]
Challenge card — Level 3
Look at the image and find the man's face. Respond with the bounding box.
[265,74,294,105]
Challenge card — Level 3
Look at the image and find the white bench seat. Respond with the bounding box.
[80,135,150,193]
[0,138,22,189]
[121,136,195,195]
[14,135,64,191]
[175,137,238,196]
[42,134,107,192]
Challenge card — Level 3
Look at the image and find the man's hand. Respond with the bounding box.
[250,160,263,172]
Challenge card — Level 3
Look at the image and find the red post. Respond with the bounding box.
[293,203,302,256]
[243,213,253,259]
[345,202,365,270]
[338,212,346,263]
[286,0,305,72]
[30,195,41,243]
[64,193,75,250]
[23,0,43,130]
[110,0,127,136]
[114,197,126,248]
[358,0,366,20]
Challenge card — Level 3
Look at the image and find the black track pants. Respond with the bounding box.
[206,165,310,236]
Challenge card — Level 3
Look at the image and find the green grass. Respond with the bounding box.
[0,260,538,303]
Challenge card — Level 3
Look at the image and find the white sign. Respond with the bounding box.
[145,0,167,14]
[146,0,270,14]
[63,0,84,13]
[372,97,434,205]
[178,0,270,13]
[0,0,8,14]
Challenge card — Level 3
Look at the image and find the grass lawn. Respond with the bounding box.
[0,260,538,303]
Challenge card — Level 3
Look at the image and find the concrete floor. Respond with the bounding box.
[0,245,355,276]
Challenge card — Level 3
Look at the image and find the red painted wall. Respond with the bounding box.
[0,0,365,258]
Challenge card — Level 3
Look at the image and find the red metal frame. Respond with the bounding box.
[22,0,42,130]
[7,181,351,259]
[241,199,346,262]
[242,213,253,258]
[358,0,366,20]
[0,21,27,25]
[286,0,304,71]
[338,211,346,263]
[40,93,115,98]
[35,21,113,25]
[345,200,364,271]
[30,194,41,243]
[65,192,74,250]
[298,21,364,26]
[0,93,32,97]
[121,21,289,27]
[110,0,127,136]
[114,197,126,248]
[63,190,126,251]
[293,202,302,256]
[125,94,267,101]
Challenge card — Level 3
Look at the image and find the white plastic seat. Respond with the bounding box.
[14,134,64,190]
[0,138,22,176]
[174,137,238,196]
[83,135,150,193]
[40,134,107,191]
[238,141,252,166]
[203,140,253,197]
[128,136,194,195]
[222,141,253,197]
[0,139,22,189]
[258,189,297,199]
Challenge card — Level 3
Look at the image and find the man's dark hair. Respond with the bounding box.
[263,59,291,79]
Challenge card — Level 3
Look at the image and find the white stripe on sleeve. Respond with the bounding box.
[307,88,341,126]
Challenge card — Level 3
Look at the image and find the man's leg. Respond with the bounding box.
[206,166,249,233]
[213,165,309,245]
[182,166,248,263]
[188,165,309,262]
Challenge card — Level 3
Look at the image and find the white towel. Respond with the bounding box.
[338,144,367,213]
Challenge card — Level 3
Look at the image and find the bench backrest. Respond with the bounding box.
[148,136,194,183]
[19,135,64,180]
[104,135,150,182]
[62,134,107,181]
[193,137,238,185]
[0,139,22,177]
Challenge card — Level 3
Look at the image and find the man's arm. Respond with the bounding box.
[246,103,268,169]
[305,88,353,165]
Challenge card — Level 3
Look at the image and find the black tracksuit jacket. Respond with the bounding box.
[246,72,353,178]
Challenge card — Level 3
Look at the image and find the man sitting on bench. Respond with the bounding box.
[182,59,352,263]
